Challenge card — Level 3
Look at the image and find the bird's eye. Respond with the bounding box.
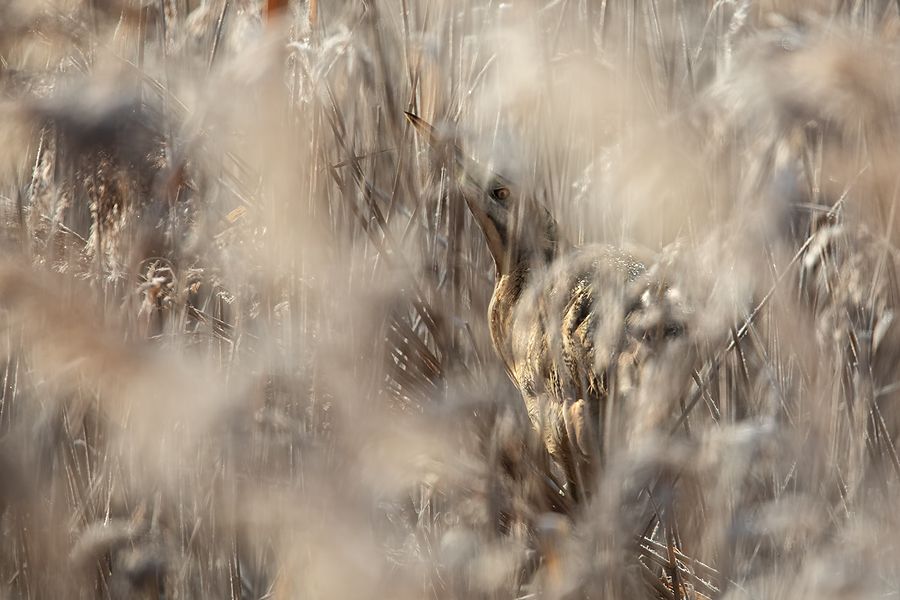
[492,187,510,201]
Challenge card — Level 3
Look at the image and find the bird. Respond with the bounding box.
[406,112,695,502]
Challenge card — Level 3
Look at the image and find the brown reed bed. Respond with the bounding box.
[0,0,900,599]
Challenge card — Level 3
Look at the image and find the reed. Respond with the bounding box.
[0,1,899,598]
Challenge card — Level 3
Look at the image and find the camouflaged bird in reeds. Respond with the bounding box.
[407,113,696,502]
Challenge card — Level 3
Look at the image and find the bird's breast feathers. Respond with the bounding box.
[494,245,692,403]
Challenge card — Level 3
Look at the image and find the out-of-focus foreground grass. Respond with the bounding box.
[1,0,900,598]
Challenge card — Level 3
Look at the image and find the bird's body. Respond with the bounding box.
[407,113,693,501]
[505,245,693,499]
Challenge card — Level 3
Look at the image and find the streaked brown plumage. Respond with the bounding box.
[406,113,694,502]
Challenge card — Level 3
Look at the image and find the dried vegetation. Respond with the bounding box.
[1,0,900,598]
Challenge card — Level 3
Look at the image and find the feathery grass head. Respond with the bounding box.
[0,2,899,599]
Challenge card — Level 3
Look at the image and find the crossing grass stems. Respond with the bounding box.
[0,0,899,598]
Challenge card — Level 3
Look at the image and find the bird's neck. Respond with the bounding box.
[494,203,569,277]
[488,266,529,376]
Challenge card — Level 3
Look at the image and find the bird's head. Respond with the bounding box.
[405,112,567,277]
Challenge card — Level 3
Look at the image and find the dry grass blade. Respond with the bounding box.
[2,1,900,599]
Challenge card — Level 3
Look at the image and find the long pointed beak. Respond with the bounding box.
[406,111,516,272]
[404,112,492,191]
[405,111,567,276]
[404,112,442,149]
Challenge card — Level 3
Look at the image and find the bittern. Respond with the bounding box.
[407,113,694,502]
